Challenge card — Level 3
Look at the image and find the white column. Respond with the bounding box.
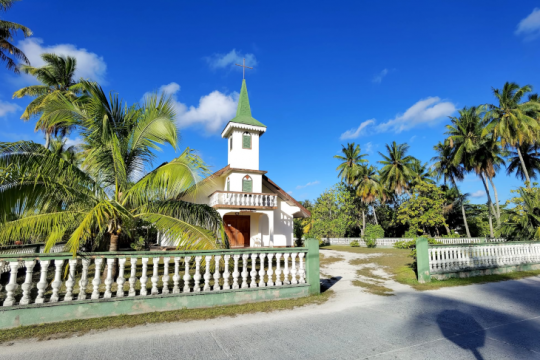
[250,253,258,287]
[78,259,90,300]
[128,257,137,297]
[299,253,306,284]
[241,254,249,288]
[91,258,103,300]
[283,253,290,285]
[223,255,231,290]
[36,260,50,304]
[104,258,115,298]
[173,257,181,294]
[151,257,160,295]
[162,257,170,294]
[50,259,65,302]
[140,257,149,296]
[194,256,202,292]
[213,255,222,291]
[275,253,282,286]
[64,259,78,301]
[20,260,36,305]
[232,254,240,289]
[267,253,274,286]
[290,253,298,285]
[116,258,127,297]
[258,253,266,287]
[203,255,212,291]
[4,262,19,306]
[183,256,192,293]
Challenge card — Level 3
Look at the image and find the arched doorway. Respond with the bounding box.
[223,214,250,248]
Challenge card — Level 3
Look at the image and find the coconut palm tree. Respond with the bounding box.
[0,81,223,258]
[12,53,84,148]
[0,0,32,73]
[506,142,540,182]
[334,143,367,185]
[410,159,435,186]
[483,82,540,188]
[431,141,471,237]
[352,165,382,233]
[378,141,416,194]
[499,188,540,240]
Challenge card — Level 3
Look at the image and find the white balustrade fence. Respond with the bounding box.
[428,242,540,274]
[0,243,66,274]
[209,192,277,208]
[0,249,308,308]
[324,237,507,247]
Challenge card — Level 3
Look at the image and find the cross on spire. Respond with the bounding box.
[235,58,253,79]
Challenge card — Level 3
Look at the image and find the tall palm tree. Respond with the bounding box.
[334,143,367,185]
[506,142,540,182]
[13,53,84,148]
[0,0,32,73]
[431,141,471,237]
[352,165,382,233]
[0,81,223,258]
[378,141,416,194]
[445,106,497,237]
[483,82,540,188]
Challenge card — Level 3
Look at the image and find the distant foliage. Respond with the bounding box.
[365,224,384,239]
[350,240,360,247]
[393,238,441,249]
[365,238,377,248]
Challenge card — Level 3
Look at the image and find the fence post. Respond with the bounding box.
[306,238,320,295]
[416,237,431,283]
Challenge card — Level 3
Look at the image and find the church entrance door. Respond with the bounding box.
[223,215,251,248]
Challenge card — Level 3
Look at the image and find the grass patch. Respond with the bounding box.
[0,291,333,344]
[319,253,343,267]
[351,280,394,296]
[326,246,540,291]
[355,267,386,281]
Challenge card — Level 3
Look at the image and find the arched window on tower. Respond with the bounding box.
[226,177,230,191]
[242,132,251,149]
[242,175,252,192]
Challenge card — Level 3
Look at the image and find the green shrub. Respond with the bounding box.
[393,237,441,249]
[403,228,419,238]
[350,240,360,247]
[365,237,377,248]
[365,224,384,239]
[439,234,460,238]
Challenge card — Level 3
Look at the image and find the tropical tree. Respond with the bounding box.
[334,143,367,185]
[378,141,416,194]
[0,82,223,260]
[410,159,435,186]
[506,143,540,182]
[499,187,540,240]
[483,82,540,188]
[48,136,82,166]
[431,141,471,237]
[352,165,382,233]
[0,0,31,73]
[13,53,84,148]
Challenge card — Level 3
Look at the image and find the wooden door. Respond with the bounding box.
[223,215,251,248]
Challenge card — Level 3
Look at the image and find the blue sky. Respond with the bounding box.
[2,1,540,204]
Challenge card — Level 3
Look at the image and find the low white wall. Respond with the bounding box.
[323,237,507,247]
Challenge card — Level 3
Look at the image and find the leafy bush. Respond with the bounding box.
[365,224,384,239]
[350,240,360,247]
[403,228,418,238]
[365,237,377,248]
[130,236,146,251]
[393,237,441,249]
[439,234,460,238]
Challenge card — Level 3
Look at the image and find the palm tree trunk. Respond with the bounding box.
[487,175,501,225]
[480,174,494,238]
[372,205,378,225]
[461,204,471,238]
[516,146,531,189]
[362,210,366,237]
[44,132,51,149]
[444,225,451,235]
[103,233,120,280]
[450,176,471,238]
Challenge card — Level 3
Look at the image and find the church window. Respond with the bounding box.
[242,175,252,192]
[242,132,251,149]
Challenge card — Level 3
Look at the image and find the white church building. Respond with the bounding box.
[170,79,310,248]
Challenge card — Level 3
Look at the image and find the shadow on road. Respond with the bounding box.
[321,276,342,292]
[436,310,485,360]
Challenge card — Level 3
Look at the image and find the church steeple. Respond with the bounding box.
[229,80,266,128]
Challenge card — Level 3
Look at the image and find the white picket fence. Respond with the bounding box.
[323,237,507,247]
[428,242,540,274]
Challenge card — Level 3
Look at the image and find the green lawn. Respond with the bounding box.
[322,245,540,291]
[0,290,333,343]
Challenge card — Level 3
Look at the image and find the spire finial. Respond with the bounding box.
[235,58,253,79]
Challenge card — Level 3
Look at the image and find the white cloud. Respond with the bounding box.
[287,191,293,195]
[64,136,84,148]
[296,181,320,190]
[0,100,20,117]
[470,190,486,198]
[364,142,373,154]
[340,119,375,140]
[515,8,540,40]
[17,38,107,83]
[372,68,389,83]
[410,135,417,143]
[205,49,257,71]
[145,82,239,134]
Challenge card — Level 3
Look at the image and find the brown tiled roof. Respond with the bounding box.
[263,175,311,218]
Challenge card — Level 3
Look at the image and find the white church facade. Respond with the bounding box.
[167,79,310,248]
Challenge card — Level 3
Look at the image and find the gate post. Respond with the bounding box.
[305,238,320,295]
[416,237,431,283]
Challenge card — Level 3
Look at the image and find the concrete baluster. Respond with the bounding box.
[241,254,249,288]
[104,258,115,298]
[203,256,212,291]
[250,253,258,287]
[20,260,36,305]
[275,253,283,286]
[116,258,127,297]
[223,255,231,290]
[183,256,192,293]
[91,258,103,300]
[299,253,306,284]
[4,262,20,306]
[232,255,240,289]
[78,259,90,300]
[140,257,149,296]
[193,256,202,292]
[258,253,266,287]
[213,255,222,291]
[128,257,137,297]
[50,259,65,302]
[173,257,181,294]
[267,253,274,286]
[283,253,290,285]
[162,257,170,294]
[291,253,298,285]
[151,257,160,295]
[64,259,78,301]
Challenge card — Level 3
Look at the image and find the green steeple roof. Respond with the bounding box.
[229,80,266,128]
